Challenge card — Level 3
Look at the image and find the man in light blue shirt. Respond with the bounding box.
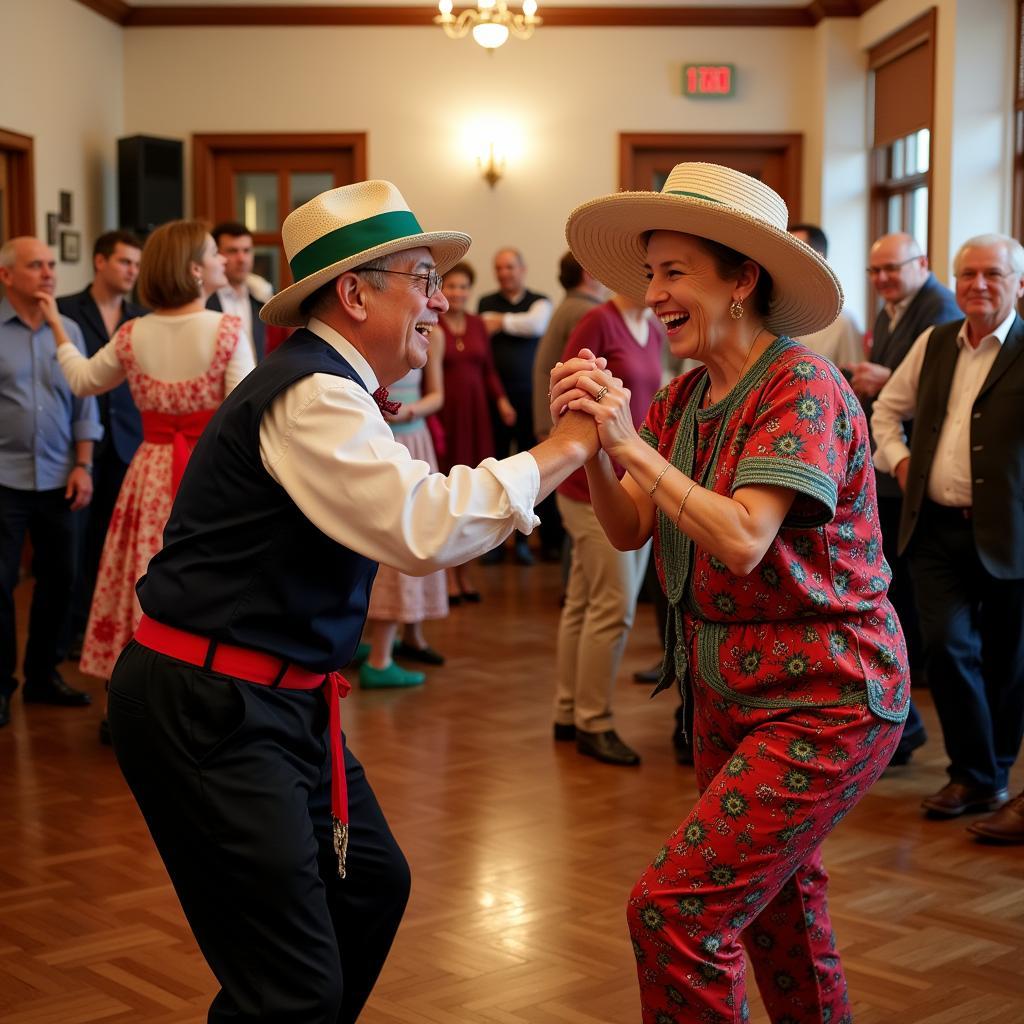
[0,236,102,727]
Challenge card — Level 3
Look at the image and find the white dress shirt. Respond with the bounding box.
[216,284,255,356]
[57,310,255,396]
[871,308,1016,507]
[498,298,553,337]
[258,318,541,575]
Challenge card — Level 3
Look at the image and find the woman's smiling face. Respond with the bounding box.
[644,231,743,361]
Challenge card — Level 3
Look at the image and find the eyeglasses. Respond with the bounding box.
[355,267,444,297]
[866,256,920,276]
[953,268,1018,284]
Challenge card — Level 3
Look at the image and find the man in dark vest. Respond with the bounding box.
[106,181,603,1022]
[479,246,552,563]
[848,232,960,765]
[872,232,1024,844]
[58,230,145,671]
[206,221,266,362]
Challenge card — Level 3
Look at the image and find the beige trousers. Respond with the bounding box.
[554,494,651,733]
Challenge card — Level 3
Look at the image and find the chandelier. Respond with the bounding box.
[435,0,542,50]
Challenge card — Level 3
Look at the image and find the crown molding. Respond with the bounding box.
[74,1,880,29]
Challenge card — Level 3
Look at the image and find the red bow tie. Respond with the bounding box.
[372,386,402,416]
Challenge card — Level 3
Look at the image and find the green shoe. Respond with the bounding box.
[359,662,425,689]
[348,642,371,667]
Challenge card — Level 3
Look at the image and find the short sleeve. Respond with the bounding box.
[732,356,854,527]
[639,384,670,451]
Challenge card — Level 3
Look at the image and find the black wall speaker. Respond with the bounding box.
[117,135,184,236]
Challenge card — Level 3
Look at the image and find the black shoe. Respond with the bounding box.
[461,590,482,604]
[514,541,534,566]
[448,593,463,607]
[0,693,9,727]
[22,672,91,707]
[576,729,641,766]
[633,662,663,684]
[481,546,506,565]
[888,727,926,766]
[394,641,445,666]
[98,717,112,745]
[554,723,576,741]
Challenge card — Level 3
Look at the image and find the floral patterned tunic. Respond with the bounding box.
[640,337,909,724]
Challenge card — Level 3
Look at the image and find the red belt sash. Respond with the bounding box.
[134,614,352,878]
[141,409,217,498]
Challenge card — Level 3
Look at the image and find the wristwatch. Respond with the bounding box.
[74,461,93,475]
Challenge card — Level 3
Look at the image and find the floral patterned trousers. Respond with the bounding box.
[628,686,902,1024]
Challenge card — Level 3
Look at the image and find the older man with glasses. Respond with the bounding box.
[847,232,960,766]
[104,180,603,1024]
[872,233,1024,843]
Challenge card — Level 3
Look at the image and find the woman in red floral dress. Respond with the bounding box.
[552,164,910,1024]
[48,220,254,685]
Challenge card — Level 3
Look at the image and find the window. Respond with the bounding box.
[868,10,937,269]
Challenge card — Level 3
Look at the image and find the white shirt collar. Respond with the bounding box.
[955,306,1017,350]
[306,317,380,393]
[217,283,249,303]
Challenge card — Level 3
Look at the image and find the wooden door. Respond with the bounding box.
[619,132,803,220]
[193,133,366,292]
[0,128,35,243]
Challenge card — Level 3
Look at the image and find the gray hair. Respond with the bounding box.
[353,250,403,291]
[953,233,1024,275]
[0,239,18,269]
[299,250,405,320]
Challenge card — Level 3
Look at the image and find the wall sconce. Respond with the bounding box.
[477,140,506,187]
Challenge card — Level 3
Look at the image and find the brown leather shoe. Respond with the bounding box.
[576,729,641,766]
[921,781,1009,818]
[967,791,1024,843]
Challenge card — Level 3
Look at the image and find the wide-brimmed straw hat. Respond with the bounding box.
[261,180,471,327]
[565,163,842,337]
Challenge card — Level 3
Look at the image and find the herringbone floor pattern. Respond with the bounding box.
[2,560,1023,1023]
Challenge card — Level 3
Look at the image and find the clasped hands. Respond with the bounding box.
[548,348,635,462]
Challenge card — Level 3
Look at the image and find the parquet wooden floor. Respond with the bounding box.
[2,560,1023,1023]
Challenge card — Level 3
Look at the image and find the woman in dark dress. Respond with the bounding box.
[436,262,516,601]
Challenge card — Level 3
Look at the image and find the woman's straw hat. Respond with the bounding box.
[565,162,842,336]
[261,180,471,327]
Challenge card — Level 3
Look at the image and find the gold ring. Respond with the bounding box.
[595,386,609,403]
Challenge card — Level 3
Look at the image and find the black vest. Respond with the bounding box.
[138,329,378,671]
[899,315,1024,578]
[478,288,548,391]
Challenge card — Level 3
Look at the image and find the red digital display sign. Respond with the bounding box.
[683,64,735,97]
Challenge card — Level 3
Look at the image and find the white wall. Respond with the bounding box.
[123,23,817,303]
[0,0,124,291]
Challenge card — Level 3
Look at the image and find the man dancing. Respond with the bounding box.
[108,181,600,1023]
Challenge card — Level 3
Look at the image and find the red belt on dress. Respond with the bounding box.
[134,614,352,878]
[141,409,217,498]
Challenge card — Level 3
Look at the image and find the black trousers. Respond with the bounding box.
[910,501,1024,790]
[109,641,411,1023]
[0,485,77,695]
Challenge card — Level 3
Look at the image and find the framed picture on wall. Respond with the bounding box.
[60,230,80,263]
[59,191,73,224]
[46,212,59,245]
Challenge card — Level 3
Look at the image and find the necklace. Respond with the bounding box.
[706,326,766,407]
[444,313,466,351]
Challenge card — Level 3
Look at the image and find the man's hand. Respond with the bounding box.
[66,466,93,511]
[497,396,517,427]
[550,408,599,463]
[846,361,892,400]
[481,312,503,335]
[894,458,909,493]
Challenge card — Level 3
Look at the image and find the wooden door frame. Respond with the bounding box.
[0,128,36,237]
[618,132,804,218]
[192,132,367,221]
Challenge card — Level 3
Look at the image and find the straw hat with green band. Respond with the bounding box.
[260,180,471,327]
[565,162,843,338]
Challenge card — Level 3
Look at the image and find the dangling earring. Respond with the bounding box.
[194,276,203,291]
[729,299,744,320]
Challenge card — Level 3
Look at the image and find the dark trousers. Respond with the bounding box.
[109,641,411,1023]
[70,446,130,638]
[0,485,77,695]
[910,501,1024,790]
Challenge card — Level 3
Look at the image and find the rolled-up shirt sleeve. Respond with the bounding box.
[259,375,540,575]
[500,298,552,338]
[871,326,930,475]
[60,321,104,442]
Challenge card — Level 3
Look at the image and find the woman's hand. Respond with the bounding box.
[497,396,517,427]
[565,368,638,460]
[548,348,608,424]
[35,292,62,333]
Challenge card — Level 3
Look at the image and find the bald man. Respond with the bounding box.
[850,232,960,765]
